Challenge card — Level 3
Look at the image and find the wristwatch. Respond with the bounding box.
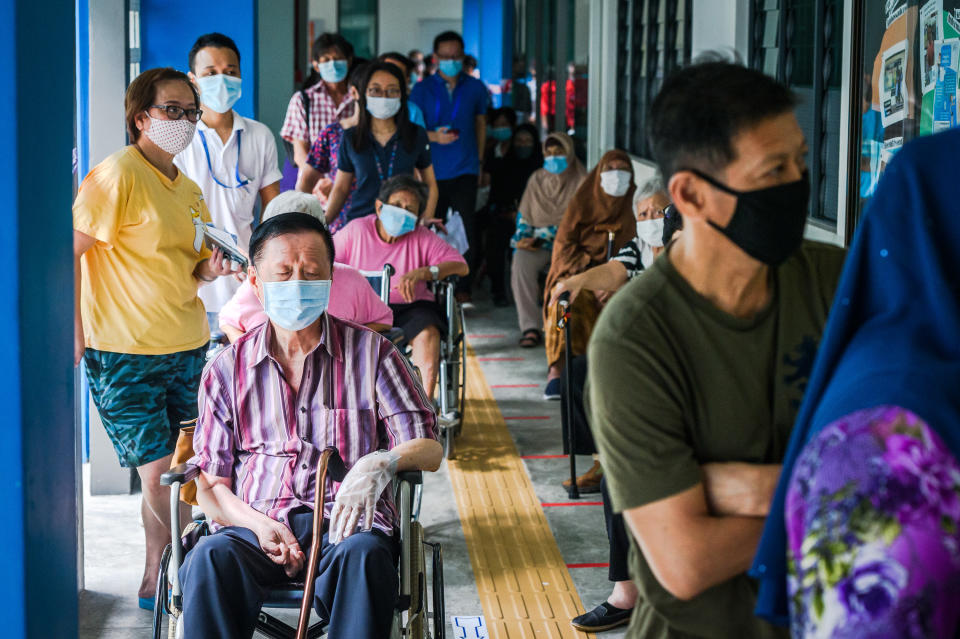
[429,265,440,281]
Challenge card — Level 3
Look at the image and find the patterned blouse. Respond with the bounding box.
[509,211,558,251]
[307,121,354,233]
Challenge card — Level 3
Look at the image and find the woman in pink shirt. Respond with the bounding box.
[218,191,393,342]
[333,175,468,397]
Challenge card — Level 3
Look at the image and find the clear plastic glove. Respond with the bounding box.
[328,450,400,544]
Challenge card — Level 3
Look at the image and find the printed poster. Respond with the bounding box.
[881,39,910,126]
[932,39,960,131]
[920,0,944,94]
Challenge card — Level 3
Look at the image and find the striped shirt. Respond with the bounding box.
[193,314,437,534]
[611,238,648,280]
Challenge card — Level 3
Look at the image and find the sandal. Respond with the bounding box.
[518,329,542,348]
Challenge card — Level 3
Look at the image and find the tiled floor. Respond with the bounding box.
[79,291,627,638]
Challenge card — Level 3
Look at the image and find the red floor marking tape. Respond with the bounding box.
[520,454,567,459]
[490,384,539,388]
[566,563,610,569]
[504,416,550,420]
[477,357,524,362]
[541,501,604,507]
[467,334,506,338]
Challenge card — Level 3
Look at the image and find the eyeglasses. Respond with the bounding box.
[366,87,402,99]
[149,104,203,122]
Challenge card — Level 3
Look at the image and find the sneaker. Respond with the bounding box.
[543,378,562,400]
[561,460,603,493]
[570,602,632,632]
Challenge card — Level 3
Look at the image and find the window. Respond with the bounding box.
[615,0,692,159]
[750,0,844,229]
[847,1,960,235]
[338,0,377,60]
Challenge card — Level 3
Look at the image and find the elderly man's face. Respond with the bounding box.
[636,192,671,221]
[251,231,333,301]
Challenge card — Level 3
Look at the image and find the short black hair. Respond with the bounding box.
[188,33,241,73]
[311,32,354,62]
[491,106,517,128]
[249,213,335,268]
[464,54,478,71]
[378,51,414,76]
[647,62,797,181]
[433,30,464,53]
[378,175,429,216]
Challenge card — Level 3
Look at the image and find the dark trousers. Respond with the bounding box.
[180,508,399,639]
[561,355,630,582]
[561,355,596,456]
[479,208,516,299]
[602,477,631,582]
[436,174,478,293]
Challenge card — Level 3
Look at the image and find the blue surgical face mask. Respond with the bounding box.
[438,59,463,77]
[318,59,348,83]
[490,126,512,141]
[366,96,402,120]
[544,155,568,174]
[379,203,419,237]
[261,279,331,331]
[196,74,242,114]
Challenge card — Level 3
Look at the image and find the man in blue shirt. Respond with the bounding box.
[410,30,489,301]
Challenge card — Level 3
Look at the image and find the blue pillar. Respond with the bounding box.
[463,0,513,106]
[0,2,78,638]
[139,0,259,118]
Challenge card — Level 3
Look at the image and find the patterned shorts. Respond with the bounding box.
[84,346,207,468]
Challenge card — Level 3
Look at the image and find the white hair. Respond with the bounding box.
[691,47,744,65]
[633,172,666,209]
[261,190,327,226]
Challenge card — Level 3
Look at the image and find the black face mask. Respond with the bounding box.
[689,168,810,266]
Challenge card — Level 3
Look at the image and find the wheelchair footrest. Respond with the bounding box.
[438,411,461,430]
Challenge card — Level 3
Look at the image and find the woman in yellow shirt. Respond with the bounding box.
[73,67,233,609]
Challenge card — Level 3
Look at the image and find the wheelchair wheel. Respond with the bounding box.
[153,544,172,639]
[408,521,426,638]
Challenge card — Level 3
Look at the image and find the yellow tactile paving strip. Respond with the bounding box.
[447,344,592,638]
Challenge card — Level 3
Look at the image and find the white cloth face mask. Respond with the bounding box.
[635,217,665,247]
[600,169,632,197]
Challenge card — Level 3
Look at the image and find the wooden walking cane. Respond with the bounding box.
[296,447,348,639]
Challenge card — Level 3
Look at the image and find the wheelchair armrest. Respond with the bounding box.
[161,462,201,487]
[397,470,423,486]
[382,327,406,345]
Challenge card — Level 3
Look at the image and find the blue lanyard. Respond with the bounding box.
[199,129,250,189]
[374,137,399,181]
[432,74,463,127]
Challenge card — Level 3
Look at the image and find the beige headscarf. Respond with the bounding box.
[516,132,587,228]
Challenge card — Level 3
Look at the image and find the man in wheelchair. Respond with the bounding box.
[181,211,442,638]
[333,174,469,399]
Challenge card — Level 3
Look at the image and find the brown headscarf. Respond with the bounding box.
[544,149,637,294]
[516,132,587,228]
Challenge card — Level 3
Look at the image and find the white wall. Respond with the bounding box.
[377,0,462,55]
[691,0,740,59]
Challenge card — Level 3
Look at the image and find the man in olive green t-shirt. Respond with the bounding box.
[588,63,845,638]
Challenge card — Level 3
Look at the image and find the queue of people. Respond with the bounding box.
[72,20,960,639]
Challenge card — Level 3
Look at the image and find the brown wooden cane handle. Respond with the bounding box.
[295,448,333,639]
